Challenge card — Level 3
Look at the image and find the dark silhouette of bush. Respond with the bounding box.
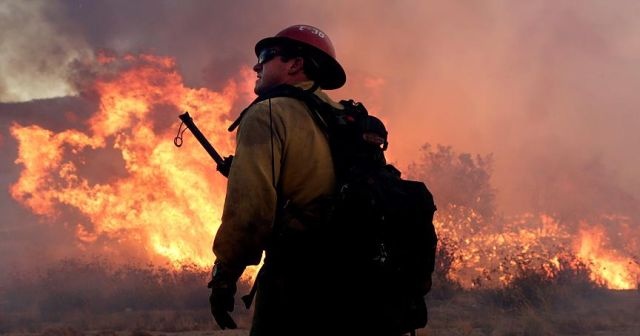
[430,238,462,300]
[408,143,496,220]
[480,254,607,310]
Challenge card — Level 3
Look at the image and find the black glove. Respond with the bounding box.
[209,282,237,329]
[208,261,245,330]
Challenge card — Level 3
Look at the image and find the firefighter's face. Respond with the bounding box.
[253,47,296,95]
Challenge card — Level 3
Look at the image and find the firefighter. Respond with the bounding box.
[208,25,348,335]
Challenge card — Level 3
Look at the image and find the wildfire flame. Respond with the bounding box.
[10,53,251,269]
[435,207,639,289]
[575,224,639,290]
[9,53,639,290]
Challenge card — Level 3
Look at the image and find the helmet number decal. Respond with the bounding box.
[298,25,326,38]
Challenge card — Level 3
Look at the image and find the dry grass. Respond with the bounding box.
[423,288,640,336]
[1,259,638,336]
[422,269,640,336]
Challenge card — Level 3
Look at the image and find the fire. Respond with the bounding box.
[8,52,639,290]
[435,206,639,290]
[576,225,640,290]
[435,209,571,288]
[10,53,251,269]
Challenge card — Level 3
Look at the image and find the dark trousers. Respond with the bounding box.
[249,260,405,336]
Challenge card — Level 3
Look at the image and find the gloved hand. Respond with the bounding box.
[208,261,245,330]
[209,281,237,329]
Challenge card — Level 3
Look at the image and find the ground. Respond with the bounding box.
[3,288,638,336]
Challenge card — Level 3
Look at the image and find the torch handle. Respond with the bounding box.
[178,112,225,167]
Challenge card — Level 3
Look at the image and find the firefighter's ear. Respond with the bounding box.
[288,57,305,75]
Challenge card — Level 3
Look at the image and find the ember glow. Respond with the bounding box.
[9,54,639,290]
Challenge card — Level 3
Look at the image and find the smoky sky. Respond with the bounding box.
[1,0,639,270]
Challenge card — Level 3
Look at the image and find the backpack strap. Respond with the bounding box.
[227,84,323,132]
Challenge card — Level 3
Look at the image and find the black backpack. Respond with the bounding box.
[235,85,438,334]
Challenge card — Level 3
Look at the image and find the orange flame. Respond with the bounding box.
[435,207,639,290]
[575,224,640,290]
[8,53,639,290]
[10,54,252,269]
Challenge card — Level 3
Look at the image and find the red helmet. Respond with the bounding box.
[255,24,346,90]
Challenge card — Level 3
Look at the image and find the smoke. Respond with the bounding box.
[1,0,639,273]
[0,1,91,102]
[319,1,640,217]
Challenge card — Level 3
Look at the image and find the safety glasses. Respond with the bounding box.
[257,48,283,65]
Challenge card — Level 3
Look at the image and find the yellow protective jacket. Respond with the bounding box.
[212,82,341,266]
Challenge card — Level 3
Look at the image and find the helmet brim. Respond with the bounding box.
[255,36,346,90]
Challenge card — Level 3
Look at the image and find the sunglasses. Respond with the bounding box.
[257,48,284,65]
